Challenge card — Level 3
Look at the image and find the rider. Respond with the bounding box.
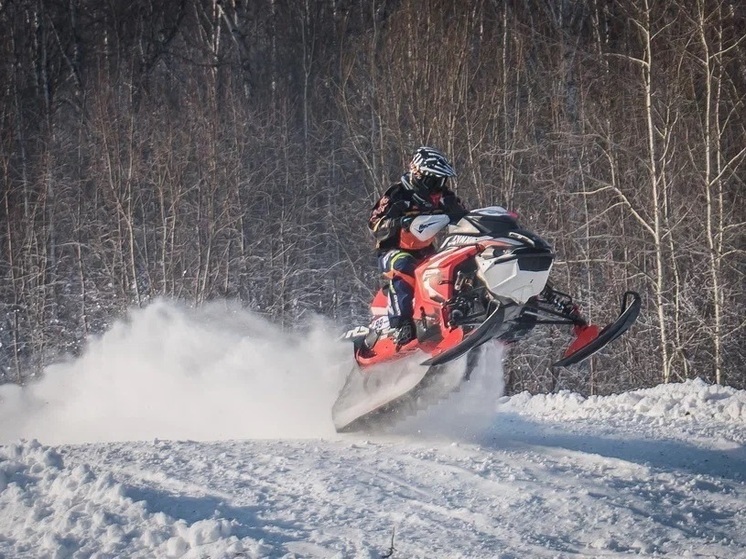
[369,146,468,346]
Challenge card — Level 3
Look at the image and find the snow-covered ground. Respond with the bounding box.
[1,300,744,558]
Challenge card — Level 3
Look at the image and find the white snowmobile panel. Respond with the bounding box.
[408,214,451,242]
[476,255,552,304]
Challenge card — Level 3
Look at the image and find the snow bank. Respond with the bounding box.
[0,299,350,444]
[0,440,269,559]
[500,378,746,424]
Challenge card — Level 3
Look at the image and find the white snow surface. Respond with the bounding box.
[1,299,745,558]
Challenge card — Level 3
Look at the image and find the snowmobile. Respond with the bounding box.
[333,207,641,433]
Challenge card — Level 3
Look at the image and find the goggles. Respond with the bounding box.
[414,173,447,191]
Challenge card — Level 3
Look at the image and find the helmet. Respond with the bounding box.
[403,146,456,199]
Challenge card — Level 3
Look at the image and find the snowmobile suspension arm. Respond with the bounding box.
[533,302,587,326]
[532,318,579,326]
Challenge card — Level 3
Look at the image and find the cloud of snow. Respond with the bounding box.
[498,377,746,424]
[393,343,505,441]
[0,299,351,444]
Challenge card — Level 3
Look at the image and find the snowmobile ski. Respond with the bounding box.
[552,291,641,367]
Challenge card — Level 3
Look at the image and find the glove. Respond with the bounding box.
[449,208,468,223]
[442,195,467,222]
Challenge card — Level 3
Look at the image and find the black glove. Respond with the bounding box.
[442,195,467,222]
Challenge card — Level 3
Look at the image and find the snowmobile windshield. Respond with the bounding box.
[446,208,552,252]
[450,207,521,237]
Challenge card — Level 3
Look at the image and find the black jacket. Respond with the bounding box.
[369,182,467,254]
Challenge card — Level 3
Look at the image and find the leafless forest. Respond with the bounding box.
[1,0,744,393]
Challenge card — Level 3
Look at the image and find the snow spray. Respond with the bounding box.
[0,299,350,444]
[391,343,506,441]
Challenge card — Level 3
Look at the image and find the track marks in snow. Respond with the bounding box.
[4,423,745,559]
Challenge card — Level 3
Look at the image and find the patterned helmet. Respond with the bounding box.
[405,146,456,197]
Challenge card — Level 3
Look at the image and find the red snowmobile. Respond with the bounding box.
[333,207,641,432]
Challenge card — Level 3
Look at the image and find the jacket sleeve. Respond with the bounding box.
[369,193,407,245]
